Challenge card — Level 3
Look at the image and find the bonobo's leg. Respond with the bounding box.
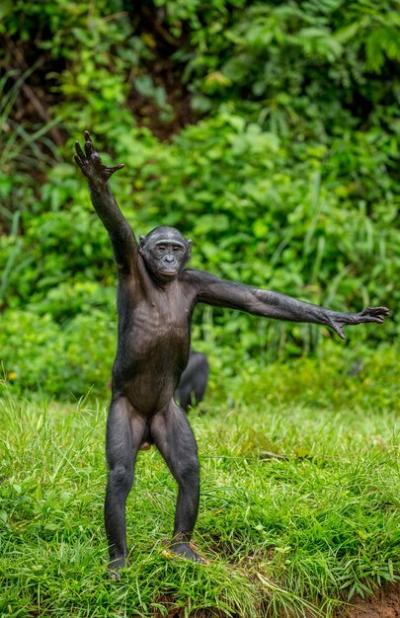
[176,382,192,413]
[151,400,203,562]
[104,396,146,578]
[176,351,209,413]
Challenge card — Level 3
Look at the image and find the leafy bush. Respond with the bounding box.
[0,0,399,396]
[1,311,114,398]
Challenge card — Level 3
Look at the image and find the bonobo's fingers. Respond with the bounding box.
[75,131,125,182]
[326,315,346,340]
[73,154,85,172]
[74,154,91,179]
[100,164,125,181]
[108,163,125,175]
[84,138,94,158]
[83,131,99,162]
[75,141,86,162]
[333,323,346,340]
[361,306,390,316]
[359,306,390,324]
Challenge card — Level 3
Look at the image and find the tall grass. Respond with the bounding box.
[1,355,399,617]
[0,66,60,232]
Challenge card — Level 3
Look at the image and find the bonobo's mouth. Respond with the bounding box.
[159,268,178,277]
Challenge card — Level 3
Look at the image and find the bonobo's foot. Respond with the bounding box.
[108,556,126,580]
[170,541,205,563]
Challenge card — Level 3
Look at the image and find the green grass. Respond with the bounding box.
[1,349,400,617]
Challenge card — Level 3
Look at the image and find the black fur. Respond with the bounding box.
[176,350,209,412]
[74,131,389,574]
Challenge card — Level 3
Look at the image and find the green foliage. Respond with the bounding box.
[0,310,114,397]
[183,1,400,127]
[1,8,399,614]
[1,360,400,616]
[0,0,399,396]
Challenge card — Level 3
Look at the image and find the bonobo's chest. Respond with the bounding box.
[134,291,190,332]
[114,280,193,391]
[123,279,192,340]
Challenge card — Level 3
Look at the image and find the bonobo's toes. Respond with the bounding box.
[109,568,121,581]
[108,556,126,580]
[170,541,206,563]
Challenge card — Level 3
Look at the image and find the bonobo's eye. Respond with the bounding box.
[173,245,183,252]
[157,244,166,252]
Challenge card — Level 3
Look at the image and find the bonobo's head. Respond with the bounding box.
[139,226,191,282]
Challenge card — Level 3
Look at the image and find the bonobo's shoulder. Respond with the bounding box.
[181,268,199,281]
[181,269,217,287]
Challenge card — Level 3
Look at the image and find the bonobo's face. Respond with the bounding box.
[139,226,191,282]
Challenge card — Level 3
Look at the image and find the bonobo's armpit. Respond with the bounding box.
[74,131,389,577]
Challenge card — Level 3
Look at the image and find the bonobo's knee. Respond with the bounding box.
[178,457,199,486]
[108,464,133,493]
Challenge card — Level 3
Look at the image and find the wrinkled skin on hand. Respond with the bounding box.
[327,306,390,339]
[74,130,124,186]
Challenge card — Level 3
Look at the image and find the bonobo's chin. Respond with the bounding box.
[156,268,179,281]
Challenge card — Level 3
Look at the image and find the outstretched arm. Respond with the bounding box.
[74,131,137,275]
[188,270,389,338]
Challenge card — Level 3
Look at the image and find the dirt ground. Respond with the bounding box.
[342,584,400,618]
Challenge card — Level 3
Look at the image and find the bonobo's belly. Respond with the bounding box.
[112,307,191,415]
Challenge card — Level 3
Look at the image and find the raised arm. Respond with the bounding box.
[74,131,137,275]
[187,270,389,338]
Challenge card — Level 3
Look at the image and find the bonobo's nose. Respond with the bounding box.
[164,255,174,264]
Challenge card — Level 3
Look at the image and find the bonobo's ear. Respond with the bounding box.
[138,235,146,254]
[186,239,192,260]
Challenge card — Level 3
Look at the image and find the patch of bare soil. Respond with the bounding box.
[341,584,400,618]
[124,2,199,140]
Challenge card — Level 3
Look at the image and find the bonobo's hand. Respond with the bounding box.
[326,306,390,339]
[74,130,124,187]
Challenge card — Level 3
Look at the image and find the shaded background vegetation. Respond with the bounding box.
[0,0,399,398]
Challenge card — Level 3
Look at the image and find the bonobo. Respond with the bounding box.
[176,350,209,412]
[74,131,389,576]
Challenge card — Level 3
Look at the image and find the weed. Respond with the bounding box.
[1,360,399,617]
